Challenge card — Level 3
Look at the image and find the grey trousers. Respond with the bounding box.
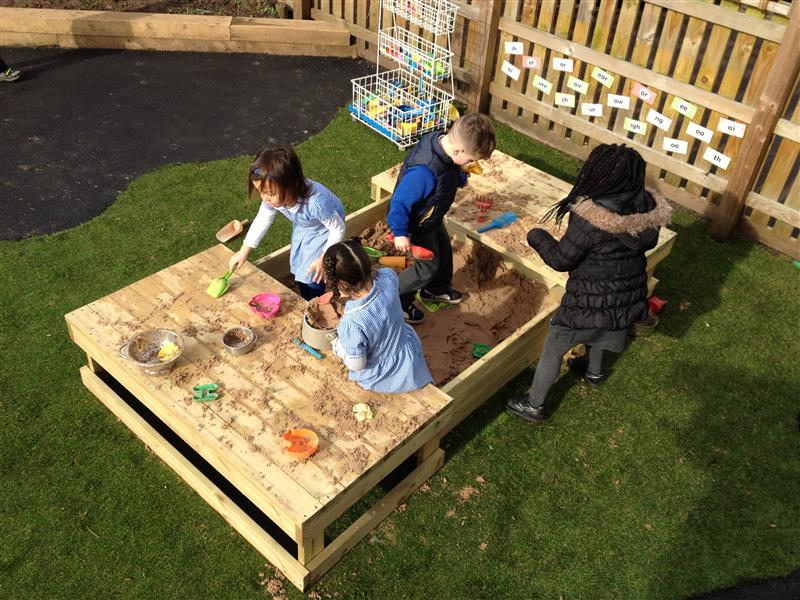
[527,329,605,407]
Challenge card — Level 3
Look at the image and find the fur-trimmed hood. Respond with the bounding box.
[570,190,672,235]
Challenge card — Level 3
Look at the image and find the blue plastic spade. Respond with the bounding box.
[477,211,518,233]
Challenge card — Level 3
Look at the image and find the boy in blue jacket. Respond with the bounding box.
[388,113,496,323]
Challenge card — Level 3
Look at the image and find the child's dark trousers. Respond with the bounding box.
[398,222,453,309]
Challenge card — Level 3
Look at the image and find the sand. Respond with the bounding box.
[305,298,341,329]
[360,222,550,386]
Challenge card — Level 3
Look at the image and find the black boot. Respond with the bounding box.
[567,356,606,387]
[505,395,546,424]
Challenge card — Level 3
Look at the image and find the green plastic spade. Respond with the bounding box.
[363,246,387,260]
[207,270,233,299]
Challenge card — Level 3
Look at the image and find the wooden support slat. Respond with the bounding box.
[644,0,786,42]
[746,191,800,227]
[710,1,800,239]
[451,0,481,22]
[774,117,800,142]
[498,16,757,123]
[294,0,311,20]
[489,82,729,193]
[78,366,311,591]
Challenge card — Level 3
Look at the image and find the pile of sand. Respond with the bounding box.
[360,222,549,386]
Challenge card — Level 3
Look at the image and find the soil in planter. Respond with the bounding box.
[360,221,550,386]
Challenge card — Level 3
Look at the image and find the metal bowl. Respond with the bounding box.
[222,326,257,356]
[120,328,184,376]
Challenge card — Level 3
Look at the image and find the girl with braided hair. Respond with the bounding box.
[324,239,432,394]
[507,144,672,424]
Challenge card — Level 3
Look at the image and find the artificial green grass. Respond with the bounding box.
[1,109,798,600]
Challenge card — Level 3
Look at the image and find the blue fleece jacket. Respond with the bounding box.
[387,166,468,237]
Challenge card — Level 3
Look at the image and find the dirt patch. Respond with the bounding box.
[361,222,549,386]
[458,485,480,502]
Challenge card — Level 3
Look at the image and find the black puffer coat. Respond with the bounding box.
[527,190,672,331]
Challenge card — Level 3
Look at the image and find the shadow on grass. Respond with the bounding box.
[648,359,800,600]
[655,212,755,340]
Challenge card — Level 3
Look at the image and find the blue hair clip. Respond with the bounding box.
[252,167,274,180]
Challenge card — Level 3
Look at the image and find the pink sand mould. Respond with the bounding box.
[249,293,282,318]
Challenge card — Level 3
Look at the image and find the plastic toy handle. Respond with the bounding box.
[411,245,434,260]
[291,337,323,359]
[477,223,497,234]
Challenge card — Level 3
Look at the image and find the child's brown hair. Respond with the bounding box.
[247,146,312,204]
[449,113,496,158]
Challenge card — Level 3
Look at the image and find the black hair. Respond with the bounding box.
[323,238,374,314]
[542,144,646,226]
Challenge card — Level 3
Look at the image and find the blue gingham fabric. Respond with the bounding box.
[336,268,433,393]
[243,180,345,284]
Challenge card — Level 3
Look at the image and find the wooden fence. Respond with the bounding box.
[303,0,800,258]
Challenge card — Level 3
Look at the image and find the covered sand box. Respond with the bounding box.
[360,222,550,385]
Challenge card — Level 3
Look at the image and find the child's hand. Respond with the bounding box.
[228,247,251,272]
[393,236,412,252]
[307,255,325,283]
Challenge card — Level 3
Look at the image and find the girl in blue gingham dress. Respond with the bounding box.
[229,146,345,301]
[324,239,433,394]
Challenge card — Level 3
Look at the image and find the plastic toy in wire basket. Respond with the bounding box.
[349,68,452,148]
[378,26,453,81]
[386,0,458,35]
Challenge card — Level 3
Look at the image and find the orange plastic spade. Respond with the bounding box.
[411,245,434,260]
[317,291,334,305]
[384,233,435,261]
[283,429,319,459]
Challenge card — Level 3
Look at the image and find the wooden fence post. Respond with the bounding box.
[293,0,310,20]
[471,0,503,113]
[709,1,800,241]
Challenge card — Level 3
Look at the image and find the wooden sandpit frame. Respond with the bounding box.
[64,154,674,592]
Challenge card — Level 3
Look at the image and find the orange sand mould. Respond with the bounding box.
[283,428,319,459]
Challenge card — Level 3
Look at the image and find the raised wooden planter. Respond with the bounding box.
[0,8,354,57]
